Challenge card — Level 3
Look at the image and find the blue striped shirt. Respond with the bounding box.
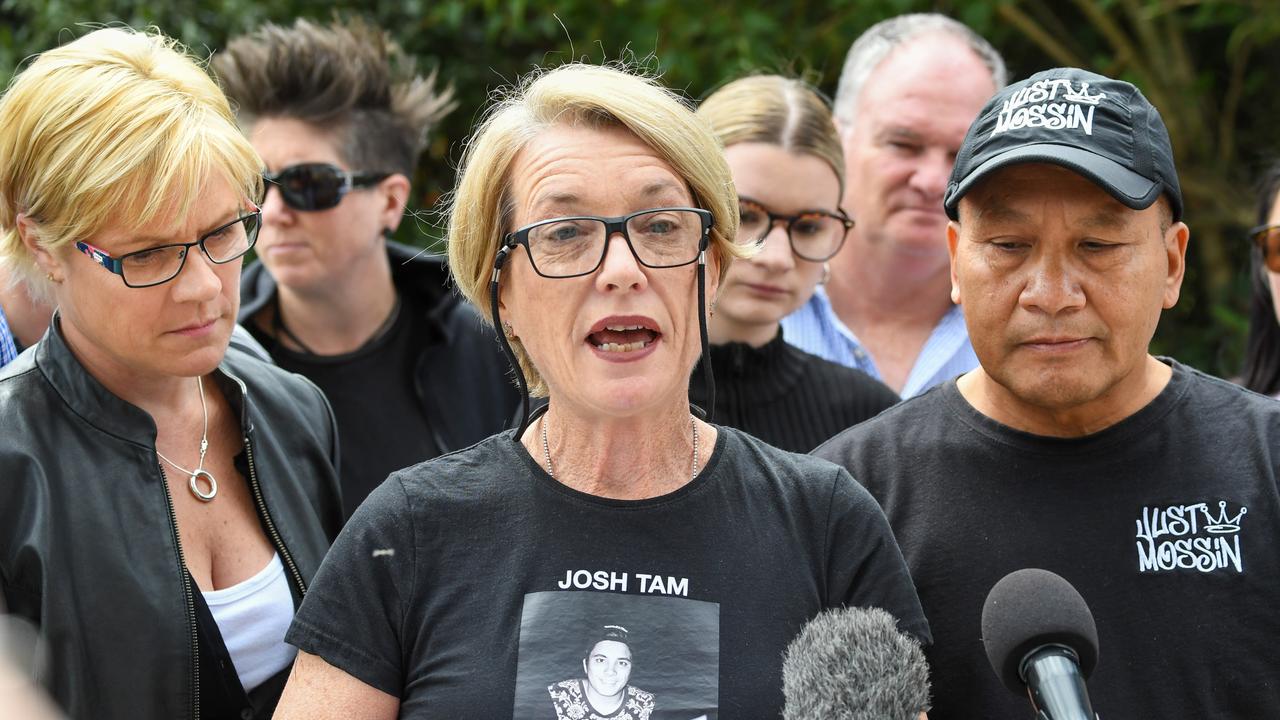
[0,303,17,368]
[780,287,978,398]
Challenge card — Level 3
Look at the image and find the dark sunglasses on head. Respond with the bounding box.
[262,163,390,211]
[1249,224,1280,273]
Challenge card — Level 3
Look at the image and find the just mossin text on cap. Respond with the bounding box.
[943,67,1182,222]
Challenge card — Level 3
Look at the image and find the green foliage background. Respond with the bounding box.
[2,0,1278,377]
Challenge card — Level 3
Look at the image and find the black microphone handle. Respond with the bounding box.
[1022,646,1097,720]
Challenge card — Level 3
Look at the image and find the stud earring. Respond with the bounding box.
[502,321,516,339]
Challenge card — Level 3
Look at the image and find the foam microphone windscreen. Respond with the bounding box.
[782,606,930,720]
[981,568,1099,693]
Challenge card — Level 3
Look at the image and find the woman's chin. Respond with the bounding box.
[560,374,684,419]
[262,259,327,292]
[717,296,793,328]
[160,340,229,378]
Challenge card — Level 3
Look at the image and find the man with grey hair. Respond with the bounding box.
[782,13,1005,397]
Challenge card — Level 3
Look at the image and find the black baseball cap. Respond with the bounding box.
[943,67,1182,222]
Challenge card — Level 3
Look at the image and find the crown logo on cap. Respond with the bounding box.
[1062,82,1106,105]
[1202,501,1247,534]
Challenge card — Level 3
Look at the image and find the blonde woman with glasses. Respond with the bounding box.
[691,75,899,452]
[272,63,926,719]
[0,28,342,719]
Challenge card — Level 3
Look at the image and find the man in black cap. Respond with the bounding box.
[815,67,1280,718]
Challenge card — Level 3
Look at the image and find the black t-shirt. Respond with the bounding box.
[814,360,1280,719]
[286,426,928,719]
[250,296,440,518]
[689,331,899,453]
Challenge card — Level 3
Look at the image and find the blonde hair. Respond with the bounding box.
[0,27,263,298]
[697,74,846,200]
[447,63,746,396]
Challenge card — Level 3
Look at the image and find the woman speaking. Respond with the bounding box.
[0,28,342,718]
[275,63,927,719]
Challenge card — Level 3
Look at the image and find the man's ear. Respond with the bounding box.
[1161,220,1190,309]
[16,213,64,281]
[947,220,963,305]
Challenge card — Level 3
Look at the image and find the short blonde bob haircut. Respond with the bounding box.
[447,63,747,397]
[0,27,263,299]
[697,74,846,201]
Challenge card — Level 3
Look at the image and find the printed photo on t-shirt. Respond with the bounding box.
[513,590,718,720]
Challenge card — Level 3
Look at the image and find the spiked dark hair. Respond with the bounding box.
[212,17,455,177]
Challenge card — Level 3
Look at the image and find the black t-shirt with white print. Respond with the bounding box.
[286,426,928,719]
[814,359,1280,719]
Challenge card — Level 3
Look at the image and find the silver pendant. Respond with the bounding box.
[189,469,218,502]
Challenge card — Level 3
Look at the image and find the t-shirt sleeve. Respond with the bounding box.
[285,474,417,697]
[824,466,932,646]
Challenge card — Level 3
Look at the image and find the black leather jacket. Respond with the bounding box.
[0,319,344,719]
[239,242,518,455]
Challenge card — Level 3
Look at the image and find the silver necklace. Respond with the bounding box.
[541,413,700,482]
[156,376,218,502]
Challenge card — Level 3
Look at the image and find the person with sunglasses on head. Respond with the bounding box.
[689,75,899,453]
[269,63,928,719]
[0,27,344,719]
[1239,161,1280,397]
[213,19,518,518]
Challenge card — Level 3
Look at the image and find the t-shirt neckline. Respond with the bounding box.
[940,357,1191,456]
[504,422,728,509]
[259,291,415,366]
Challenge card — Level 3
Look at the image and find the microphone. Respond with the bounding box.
[782,607,930,720]
[981,569,1099,720]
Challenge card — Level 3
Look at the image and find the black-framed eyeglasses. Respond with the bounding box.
[503,207,713,279]
[1249,224,1280,273]
[262,162,390,212]
[75,208,262,288]
[737,196,853,262]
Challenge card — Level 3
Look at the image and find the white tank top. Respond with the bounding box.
[201,553,297,691]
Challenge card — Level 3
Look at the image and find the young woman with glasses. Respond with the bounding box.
[270,63,927,719]
[0,28,343,718]
[689,75,899,452]
[213,19,518,518]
